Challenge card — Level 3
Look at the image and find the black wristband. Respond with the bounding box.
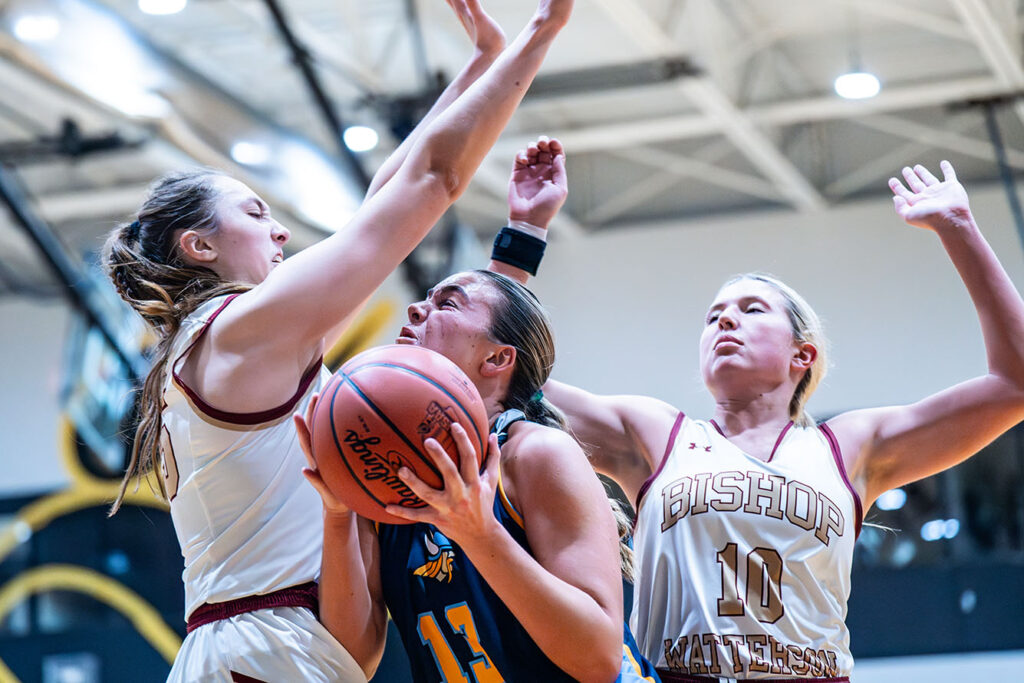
[490,227,547,276]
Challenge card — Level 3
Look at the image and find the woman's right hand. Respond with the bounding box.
[447,0,506,57]
[294,393,353,517]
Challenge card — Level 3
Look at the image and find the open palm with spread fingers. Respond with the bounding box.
[889,160,971,232]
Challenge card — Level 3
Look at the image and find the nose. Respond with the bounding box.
[407,300,428,323]
[717,307,737,330]
[272,222,291,245]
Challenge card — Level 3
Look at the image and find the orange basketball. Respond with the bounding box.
[309,344,490,524]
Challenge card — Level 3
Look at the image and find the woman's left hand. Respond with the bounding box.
[384,423,502,545]
[889,160,972,232]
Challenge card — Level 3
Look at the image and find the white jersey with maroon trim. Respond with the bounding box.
[161,294,330,619]
[630,413,863,680]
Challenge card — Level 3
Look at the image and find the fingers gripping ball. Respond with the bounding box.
[310,345,489,524]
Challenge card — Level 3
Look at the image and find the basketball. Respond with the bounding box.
[309,344,490,524]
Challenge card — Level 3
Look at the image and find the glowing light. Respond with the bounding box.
[876,488,906,511]
[920,519,945,542]
[14,15,60,42]
[834,71,880,100]
[12,520,32,544]
[343,125,379,153]
[921,518,960,541]
[138,0,187,15]
[943,518,960,539]
[231,141,271,166]
[959,589,976,614]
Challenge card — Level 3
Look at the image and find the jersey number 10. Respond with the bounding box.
[716,542,785,624]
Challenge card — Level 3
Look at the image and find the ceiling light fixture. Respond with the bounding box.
[343,126,379,153]
[13,15,60,42]
[835,10,880,100]
[138,0,187,16]
[231,141,271,166]
[834,71,880,100]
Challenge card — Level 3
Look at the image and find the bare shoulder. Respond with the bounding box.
[500,422,605,505]
[504,421,587,469]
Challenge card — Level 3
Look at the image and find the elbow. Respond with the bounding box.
[422,163,463,203]
[576,651,623,683]
[574,628,623,683]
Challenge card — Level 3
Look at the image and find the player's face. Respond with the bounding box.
[201,176,290,284]
[699,279,803,398]
[398,272,500,381]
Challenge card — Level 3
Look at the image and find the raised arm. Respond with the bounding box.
[488,136,568,284]
[216,0,573,366]
[829,161,1024,508]
[365,0,506,200]
[543,379,678,502]
[389,424,625,682]
[294,398,387,678]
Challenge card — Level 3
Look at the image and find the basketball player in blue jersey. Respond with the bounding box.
[294,143,658,682]
[101,0,577,679]
[539,161,1024,682]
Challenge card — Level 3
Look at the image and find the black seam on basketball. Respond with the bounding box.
[341,372,443,483]
[327,371,402,511]
[346,362,486,459]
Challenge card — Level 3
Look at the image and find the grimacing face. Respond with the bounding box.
[397,272,503,381]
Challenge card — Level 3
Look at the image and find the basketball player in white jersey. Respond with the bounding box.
[102,0,575,679]
[543,161,1024,681]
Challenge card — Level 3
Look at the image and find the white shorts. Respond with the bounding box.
[167,605,366,682]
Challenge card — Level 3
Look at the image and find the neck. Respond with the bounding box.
[711,386,793,437]
[475,375,512,425]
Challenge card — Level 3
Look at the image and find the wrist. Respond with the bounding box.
[491,226,547,275]
[506,219,548,240]
[323,508,357,529]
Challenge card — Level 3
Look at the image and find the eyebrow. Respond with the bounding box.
[707,294,772,313]
[241,196,269,211]
[426,284,469,301]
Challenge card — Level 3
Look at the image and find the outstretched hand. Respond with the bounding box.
[294,394,352,517]
[889,161,972,232]
[384,423,502,546]
[508,136,568,229]
[446,0,505,57]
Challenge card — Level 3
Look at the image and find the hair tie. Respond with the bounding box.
[127,220,141,240]
[529,389,544,403]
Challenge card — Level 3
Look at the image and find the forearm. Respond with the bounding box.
[319,512,387,677]
[365,48,500,199]
[459,527,622,682]
[404,14,566,201]
[938,213,1024,387]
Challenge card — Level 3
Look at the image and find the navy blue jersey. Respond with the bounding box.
[378,410,660,683]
